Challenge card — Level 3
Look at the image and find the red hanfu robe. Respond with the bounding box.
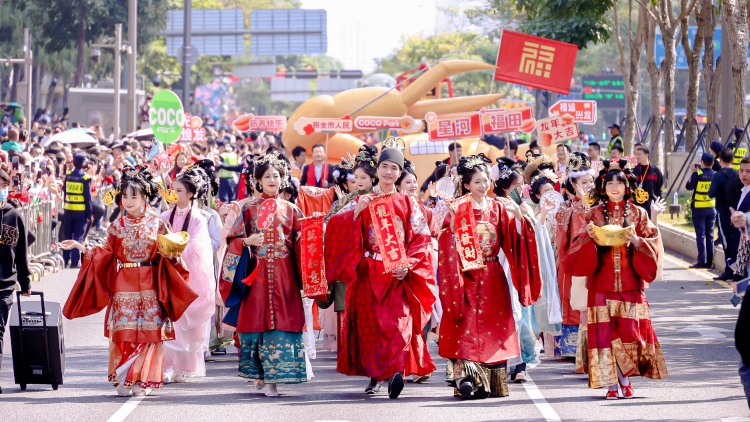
[324,191,436,381]
[555,197,588,326]
[569,201,668,388]
[63,211,197,388]
[437,199,542,364]
[225,194,305,334]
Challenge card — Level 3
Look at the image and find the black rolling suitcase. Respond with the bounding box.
[9,291,65,390]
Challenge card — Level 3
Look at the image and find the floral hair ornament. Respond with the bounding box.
[340,152,357,170]
[567,152,591,172]
[382,136,406,152]
[491,163,513,181]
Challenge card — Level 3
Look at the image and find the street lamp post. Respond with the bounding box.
[92,23,124,139]
[1,28,33,134]
[126,0,138,133]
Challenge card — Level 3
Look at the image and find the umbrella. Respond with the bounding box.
[44,128,98,147]
[126,128,154,141]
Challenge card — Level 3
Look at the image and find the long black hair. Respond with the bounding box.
[456,154,492,196]
[174,166,209,203]
[592,158,638,226]
[117,165,161,206]
[396,159,417,186]
[529,175,554,204]
[492,156,521,198]
[353,144,378,184]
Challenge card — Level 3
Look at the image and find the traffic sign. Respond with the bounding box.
[148,90,185,144]
[549,100,597,125]
[177,44,199,66]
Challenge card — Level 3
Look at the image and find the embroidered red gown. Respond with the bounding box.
[555,197,587,327]
[325,191,436,381]
[437,199,542,365]
[63,210,197,389]
[569,201,668,388]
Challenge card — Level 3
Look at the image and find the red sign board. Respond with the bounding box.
[535,114,579,147]
[548,100,597,125]
[293,117,353,135]
[179,113,206,142]
[494,30,578,95]
[480,107,535,134]
[424,111,482,141]
[353,115,420,133]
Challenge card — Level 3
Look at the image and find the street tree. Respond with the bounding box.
[699,0,720,144]
[721,0,748,128]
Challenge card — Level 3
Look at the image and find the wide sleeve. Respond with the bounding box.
[631,205,660,283]
[569,209,601,278]
[157,256,198,322]
[178,214,216,328]
[63,234,115,319]
[497,201,542,307]
[403,196,436,307]
[555,200,588,274]
[437,212,465,322]
[324,204,364,284]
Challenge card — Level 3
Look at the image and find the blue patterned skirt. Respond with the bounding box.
[554,324,579,358]
[238,330,307,384]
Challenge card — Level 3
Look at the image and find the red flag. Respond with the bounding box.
[494,30,578,95]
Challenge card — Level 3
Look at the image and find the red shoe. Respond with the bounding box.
[605,389,619,400]
[619,382,634,398]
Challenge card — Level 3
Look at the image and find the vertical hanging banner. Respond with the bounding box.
[368,195,409,273]
[300,215,328,299]
[450,195,485,272]
[494,30,578,95]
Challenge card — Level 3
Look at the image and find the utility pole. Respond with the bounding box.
[1,28,34,133]
[126,0,138,133]
[92,23,123,138]
[182,0,192,110]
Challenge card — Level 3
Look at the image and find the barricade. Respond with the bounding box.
[17,198,62,279]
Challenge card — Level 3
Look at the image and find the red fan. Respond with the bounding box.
[257,199,277,230]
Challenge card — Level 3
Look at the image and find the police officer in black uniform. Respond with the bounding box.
[61,152,92,268]
[686,153,717,268]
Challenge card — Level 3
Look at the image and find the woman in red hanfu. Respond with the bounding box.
[324,138,435,399]
[437,154,542,400]
[61,166,197,397]
[224,151,309,397]
[569,158,668,400]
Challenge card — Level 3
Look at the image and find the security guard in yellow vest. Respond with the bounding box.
[217,141,239,203]
[733,146,748,170]
[686,153,717,269]
[61,152,92,268]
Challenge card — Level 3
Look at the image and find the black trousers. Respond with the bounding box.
[0,289,13,370]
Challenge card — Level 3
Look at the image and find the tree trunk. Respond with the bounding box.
[646,17,665,172]
[73,1,86,88]
[682,4,705,150]
[701,0,720,144]
[660,20,677,155]
[723,0,749,128]
[612,0,647,155]
[46,71,60,110]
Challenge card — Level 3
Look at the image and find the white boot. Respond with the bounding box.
[116,384,132,397]
[132,384,152,397]
[264,383,278,397]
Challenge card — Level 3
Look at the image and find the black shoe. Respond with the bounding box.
[458,379,474,399]
[211,347,226,356]
[365,378,382,394]
[689,262,705,269]
[714,271,733,281]
[388,373,404,399]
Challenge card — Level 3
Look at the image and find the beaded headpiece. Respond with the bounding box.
[382,137,405,152]
[567,152,591,172]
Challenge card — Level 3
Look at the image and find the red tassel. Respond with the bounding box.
[241,268,258,286]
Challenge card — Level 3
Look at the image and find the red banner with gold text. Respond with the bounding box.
[300,215,328,299]
[450,195,485,272]
[368,195,409,273]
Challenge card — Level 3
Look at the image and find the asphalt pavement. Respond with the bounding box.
[1,250,749,421]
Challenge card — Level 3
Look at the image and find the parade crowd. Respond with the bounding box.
[0,107,748,409]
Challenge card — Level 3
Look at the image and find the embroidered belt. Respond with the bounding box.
[363,251,382,261]
[116,259,158,272]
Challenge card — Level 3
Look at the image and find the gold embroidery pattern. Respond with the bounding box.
[109,212,161,262]
[109,290,172,338]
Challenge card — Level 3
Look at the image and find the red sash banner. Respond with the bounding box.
[368,195,409,273]
[450,195,486,272]
[300,215,328,299]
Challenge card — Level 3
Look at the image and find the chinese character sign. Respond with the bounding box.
[548,100,597,125]
[495,30,578,95]
[293,117,354,136]
[354,116,421,133]
[480,107,536,134]
[535,115,579,147]
[233,113,288,132]
[424,111,482,141]
[368,195,409,273]
[450,195,485,272]
[300,216,328,300]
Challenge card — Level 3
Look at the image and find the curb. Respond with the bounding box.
[659,221,724,269]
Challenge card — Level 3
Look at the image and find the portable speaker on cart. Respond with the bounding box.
[9,291,65,390]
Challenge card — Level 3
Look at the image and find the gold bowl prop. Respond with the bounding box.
[592,224,633,247]
[157,231,190,256]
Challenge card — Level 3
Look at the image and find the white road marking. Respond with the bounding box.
[106,396,145,422]
[522,376,562,422]
[678,324,732,339]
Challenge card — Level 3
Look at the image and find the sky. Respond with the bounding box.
[300,0,439,72]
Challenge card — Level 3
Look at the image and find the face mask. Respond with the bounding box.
[0,189,9,202]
